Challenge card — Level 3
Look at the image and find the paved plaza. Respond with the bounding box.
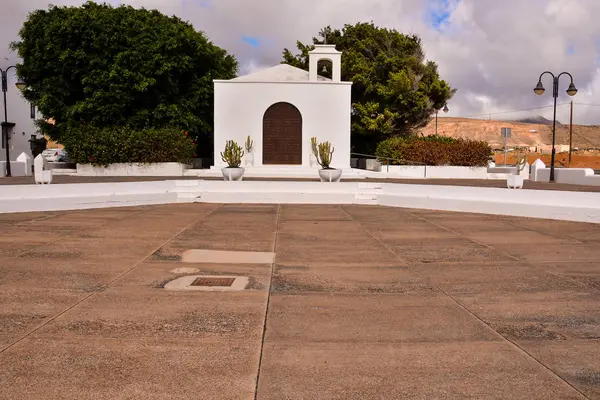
[0,203,599,399]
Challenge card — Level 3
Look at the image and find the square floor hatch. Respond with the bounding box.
[190,277,236,287]
[164,275,249,291]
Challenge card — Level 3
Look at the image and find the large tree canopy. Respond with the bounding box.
[282,23,456,153]
[11,1,237,150]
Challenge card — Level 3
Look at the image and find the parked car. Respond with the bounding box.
[42,148,71,163]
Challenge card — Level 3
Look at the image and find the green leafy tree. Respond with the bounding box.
[11,1,237,157]
[282,22,456,153]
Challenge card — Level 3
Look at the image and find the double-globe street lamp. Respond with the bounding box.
[533,71,578,183]
[1,66,27,177]
[435,104,449,135]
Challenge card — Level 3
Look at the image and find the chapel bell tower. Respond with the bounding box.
[308,45,342,83]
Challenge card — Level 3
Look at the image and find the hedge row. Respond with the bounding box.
[62,126,196,166]
[375,135,492,167]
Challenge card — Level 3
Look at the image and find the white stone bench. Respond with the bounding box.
[34,154,53,184]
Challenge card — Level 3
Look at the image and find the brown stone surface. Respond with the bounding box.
[257,342,584,400]
[35,288,267,341]
[0,337,258,400]
[273,264,432,294]
[518,340,600,398]
[0,203,598,399]
[266,293,499,343]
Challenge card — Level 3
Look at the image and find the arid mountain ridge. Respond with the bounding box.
[421,116,600,149]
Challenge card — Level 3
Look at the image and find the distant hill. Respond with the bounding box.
[420,117,600,148]
[514,116,561,125]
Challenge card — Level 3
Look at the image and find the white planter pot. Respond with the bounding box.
[244,152,254,167]
[221,167,245,181]
[318,168,342,182]
[309,154,318,168]
[507,174,524,189]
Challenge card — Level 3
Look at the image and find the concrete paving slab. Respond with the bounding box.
[0,335,15,349]
[341,203,407,221]
[517,339,600,398]
[495,243,600,263]
[278,204,351,222]
[170,223,277,252]
[536,262,600,275]
[273,264,434,294]
[417,261,588,295]
[0,337,258,400]
[457,292,600,341]
[276,220,398,265]
[508,217,600,237]
[265,293,499,343]
[0,287,86,337]
[456,230,581,245]
[416,218,522,232]
[182,249,275,264]
[256,341,584,400]
[35,287,268,341]
[369,225,458,240]
[0,259,116,292]
[391,240,511,263]
[0,211,61,223]
[275,239,399,264]
[533,262,600,290]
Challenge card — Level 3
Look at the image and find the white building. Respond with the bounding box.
[212,45,352,169]
[1,77,41,164]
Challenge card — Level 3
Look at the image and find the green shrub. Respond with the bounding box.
[375,136,491,167]
[417,134,458,144]
[62,125,196,166]
[374,137,410,165]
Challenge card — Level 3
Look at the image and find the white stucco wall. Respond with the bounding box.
[3,180,600,224]
[213,81,352,169]
[530,159,600,186]
[0,75,42,162]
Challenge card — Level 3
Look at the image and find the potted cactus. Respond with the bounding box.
[220,140,245,181]
[507,152,527,189]
[244,135,254,167]
[309,137,319,168]
[312,138,342,182]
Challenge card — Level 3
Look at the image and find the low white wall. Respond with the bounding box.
[370,166,487,179]
[0,181,178,213]
[534,168,600,186]
[0,161,30,177]
[2,179,600,224]
[425,166,487,179]
[76,163,185,177]
[380,165,426,178]
[530,159,600,186]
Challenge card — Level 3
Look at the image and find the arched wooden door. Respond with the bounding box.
[262,102,302,165]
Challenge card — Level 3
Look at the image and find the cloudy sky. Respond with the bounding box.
[2,0,600,124]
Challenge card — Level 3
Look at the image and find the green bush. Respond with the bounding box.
[375,136,491,167]
[62,125,196,166]
[417,134,458,144]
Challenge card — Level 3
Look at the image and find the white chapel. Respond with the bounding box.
[212,45,352,169]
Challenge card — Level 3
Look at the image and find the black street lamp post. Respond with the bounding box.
[1,66,26,178]
[534,71,577,182]
[435,104,449,135]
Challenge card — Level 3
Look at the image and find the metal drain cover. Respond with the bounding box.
[191,277,235,287]
[163,275,249,291]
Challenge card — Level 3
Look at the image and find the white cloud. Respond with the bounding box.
[2,0,600,123]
